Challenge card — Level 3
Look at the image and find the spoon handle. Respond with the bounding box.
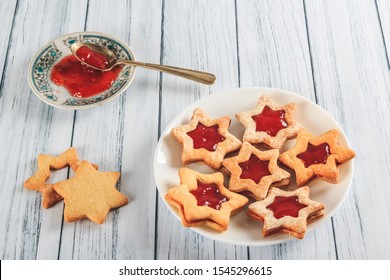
[119,60,216,85]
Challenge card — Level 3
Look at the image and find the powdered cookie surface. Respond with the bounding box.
[222,142,290,200]
[165,168,248,232]
[236,95,301,149]
[172,108,242,169]
[248,187,324,239]
[279,129,355,186]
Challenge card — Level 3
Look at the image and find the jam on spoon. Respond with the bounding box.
[75,45,110,70]
[71,42,216,84]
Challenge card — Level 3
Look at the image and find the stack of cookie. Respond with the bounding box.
[167,95,355,239]
[24,147,128,224]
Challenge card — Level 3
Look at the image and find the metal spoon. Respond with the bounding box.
[70,42,216,85]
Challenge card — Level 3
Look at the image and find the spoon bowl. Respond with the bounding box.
[70,42,118,70]
[71,42,216,85]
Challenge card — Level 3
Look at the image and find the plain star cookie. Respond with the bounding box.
[24,147,97,208]
[53,160,128,224]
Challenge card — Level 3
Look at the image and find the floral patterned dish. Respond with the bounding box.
[28,31,136,109]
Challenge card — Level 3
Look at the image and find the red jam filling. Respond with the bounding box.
[252,106,287,136]
[75,45,110,70]
[186,123,225,152]
[297,143,331,168]
[50,55,121,98]
[266,196,307,219]
[238,154,271,184]
[190,181,228,210]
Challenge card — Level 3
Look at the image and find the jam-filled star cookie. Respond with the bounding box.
[165,168,248,232]
[247,187,324,239]
[24,147,97,208]
[53,161,128,224]
[236,95,301,149]
[172,108,242,169]
[279,129,355,186]
[222,142,290,200]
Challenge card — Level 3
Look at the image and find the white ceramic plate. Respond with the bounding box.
[153,87,354,246]
[28,31,136,109]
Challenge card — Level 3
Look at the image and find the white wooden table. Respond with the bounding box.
[1,0,389,260]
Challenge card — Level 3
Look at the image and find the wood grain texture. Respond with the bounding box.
[305,0,390,259]
[114,0,162,260]
[1,0,389,260]
[0,0,17,84]
[0,0,88,259]
[57,0,161,260]
[236,0,336,259]
[156,0,248,260]
[376,0,390,68]
[237,0,315,96]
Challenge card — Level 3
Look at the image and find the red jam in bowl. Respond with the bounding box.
[297,143,331,168]
[190,181,227,210]
[266,195,307,219]
[252,106,287,137]
[50,48,121,98]
[239,154,271,184]
[186,123,225,152]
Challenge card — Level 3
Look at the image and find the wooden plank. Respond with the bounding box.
[237,0,315,95]
[0,0,87,259]
[1,0,387,261]
[57,0,162,259]
[236,0,337,259]
[376,0,390,68]
[156,0,249,259]
[305,0,390,259]
[114,0,162,260]
[0,0,17,82]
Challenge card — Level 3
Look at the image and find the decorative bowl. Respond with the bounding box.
[28,31,136,109]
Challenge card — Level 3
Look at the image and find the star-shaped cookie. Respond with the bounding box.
[236,95,301,149]
[172,108,242,169]
[53,161,128,224]
[247,187,324,239]
[222,142,290,200]
[165,168,248,232]
[279,129,355,186]
[24,147,97,208]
